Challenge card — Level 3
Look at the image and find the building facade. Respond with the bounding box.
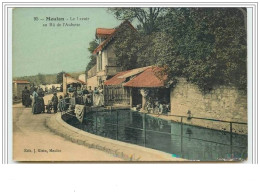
[87,20,137,89]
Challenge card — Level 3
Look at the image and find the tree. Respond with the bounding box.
[113,23,140,70]
[108,8,247,92]
[37,73,46,85]
[86,40,99,73]
[157,8,247,92]
[108,8,167,35]
[57,71,65,83]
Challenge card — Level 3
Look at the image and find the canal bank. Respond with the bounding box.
[46,113,187,161]
[146,113,248,135]
[13,96,122,162]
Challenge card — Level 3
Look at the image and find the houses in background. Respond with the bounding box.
[87,20,137,89]
[13,80,30,100]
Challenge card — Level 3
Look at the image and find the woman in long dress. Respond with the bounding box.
[22,86,31,107]
[32,88,38,114]
[98,86,104,107]
[38,88,45,113]
[93,87,99,106]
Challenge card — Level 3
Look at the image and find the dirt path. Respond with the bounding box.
[13,95,122,162]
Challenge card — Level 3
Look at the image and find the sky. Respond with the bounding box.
[12,8,129,77]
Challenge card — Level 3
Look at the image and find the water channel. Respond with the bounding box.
[66,109,247,161]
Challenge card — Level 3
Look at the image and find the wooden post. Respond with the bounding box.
[63,73,67,96]
[142,96,146,111]
[116,110,119,140]
[130,88,133,108]
[140,89,148,111]
[230,122,233,158]
[143,113,146,147]
[95,110,98,132]
[181,117,183,158]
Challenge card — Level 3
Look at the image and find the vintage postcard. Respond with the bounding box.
[12,7,248,162]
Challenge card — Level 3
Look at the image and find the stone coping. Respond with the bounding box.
[46,113,187,162]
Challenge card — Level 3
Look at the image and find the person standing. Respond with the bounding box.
[58,95,63,112]
[51,92,58,113]
[22,86,31,107]
[32,88,38,114]
[93,87,99,106]
[38,88,45,113]
[98,85,104,107]
[88,86,93,106]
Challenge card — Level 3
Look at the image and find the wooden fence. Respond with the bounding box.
[104,85,130,106]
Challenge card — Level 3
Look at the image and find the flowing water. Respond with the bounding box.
[66,109,247,161]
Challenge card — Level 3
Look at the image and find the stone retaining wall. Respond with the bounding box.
[170,78,247,133]
[46,113,187,161]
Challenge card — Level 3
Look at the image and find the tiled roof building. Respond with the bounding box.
[87,20,137,89]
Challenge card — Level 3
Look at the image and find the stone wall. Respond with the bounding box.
[170,78,247,132]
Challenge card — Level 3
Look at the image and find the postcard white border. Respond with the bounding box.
[1,1,259,195]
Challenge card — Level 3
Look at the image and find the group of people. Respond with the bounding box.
[21,84,106,115]
[31,87,45,114]
[22,86,61,114]
[68,85,104,107]
[145,97,170,114]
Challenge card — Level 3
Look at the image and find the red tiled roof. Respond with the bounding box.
[92,40,106,55]
[64,73,72,77]
[93,20,136,55]
[104,69,132,86]
[96,28,116,38]
[124,67,167,88]
[13,80,30,84]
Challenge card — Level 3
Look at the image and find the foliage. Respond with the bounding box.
[108,8,168,35]
[37,73,46,85]
[86,39,99,73]
[113,23,171,69]
[14,74,57,86]
[113,23,140,70]
[107,8,247,92]
[157,8,247,92]
[57,71,65,83]
[14,71,84,86]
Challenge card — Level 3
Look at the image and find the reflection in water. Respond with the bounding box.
[66,110,247,161]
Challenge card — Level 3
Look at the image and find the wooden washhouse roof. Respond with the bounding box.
[123,67,167,88]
